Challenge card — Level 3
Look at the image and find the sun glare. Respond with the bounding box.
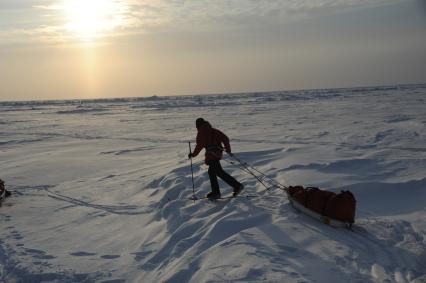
[63,0,127,41]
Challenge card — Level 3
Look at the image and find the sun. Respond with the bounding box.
[63,0,127,41]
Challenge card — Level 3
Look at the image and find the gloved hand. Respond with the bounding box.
[188,153,193,159]
[226,150,233,156]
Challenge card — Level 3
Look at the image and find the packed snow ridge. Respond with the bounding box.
[1,84,425,282]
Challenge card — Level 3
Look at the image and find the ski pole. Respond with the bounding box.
[188,141,196,201]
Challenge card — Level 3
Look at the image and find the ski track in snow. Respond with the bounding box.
[1,85,426,282]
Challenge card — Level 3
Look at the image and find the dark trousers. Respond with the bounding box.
[207,160,240,194]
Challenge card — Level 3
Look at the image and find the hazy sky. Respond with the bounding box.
[1,0,425,101]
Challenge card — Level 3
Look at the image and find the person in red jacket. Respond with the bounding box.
[0,179,11,199]
[188,118,244,199]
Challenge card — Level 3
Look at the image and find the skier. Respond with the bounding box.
[0,179,11,199]
[188,118,244,199]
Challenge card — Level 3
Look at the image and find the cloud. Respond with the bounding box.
[122,0,401,33]
[0,0,403,45]
[0,0,43,10]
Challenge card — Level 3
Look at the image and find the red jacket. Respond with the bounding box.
[192,122,231,164]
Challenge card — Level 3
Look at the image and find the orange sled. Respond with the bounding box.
[286,186,355,228]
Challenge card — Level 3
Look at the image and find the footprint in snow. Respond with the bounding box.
[24,248,56,259]
[99,279,125,283]
[277,244,299,254]
[100,255,121,259]
[70,251,97,257]
[132,250,153,261]
[10,230,24,240]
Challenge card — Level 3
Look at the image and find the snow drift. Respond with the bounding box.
[1,84,425,282]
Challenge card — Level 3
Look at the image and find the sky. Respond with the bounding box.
[0,0,425,101]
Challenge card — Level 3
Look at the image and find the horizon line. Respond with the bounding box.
[1,82,425,104]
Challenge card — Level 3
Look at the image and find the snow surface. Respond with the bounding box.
[1,84,425,283]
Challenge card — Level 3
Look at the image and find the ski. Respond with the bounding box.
[188,194,257,201]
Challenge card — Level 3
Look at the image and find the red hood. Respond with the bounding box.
[197,121,212,134]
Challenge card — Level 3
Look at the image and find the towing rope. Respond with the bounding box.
[190,152,356,229]
[223,153,288,193]
[189,150,288,200]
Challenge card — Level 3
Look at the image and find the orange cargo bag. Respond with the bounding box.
[293,188,308,206]
[305,187,336,215]
[288,186,304,197]
[324,190,356,223]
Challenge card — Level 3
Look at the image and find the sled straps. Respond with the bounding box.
[205,145,223,152]
[225,153,288,192]
[227,154,270,190]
